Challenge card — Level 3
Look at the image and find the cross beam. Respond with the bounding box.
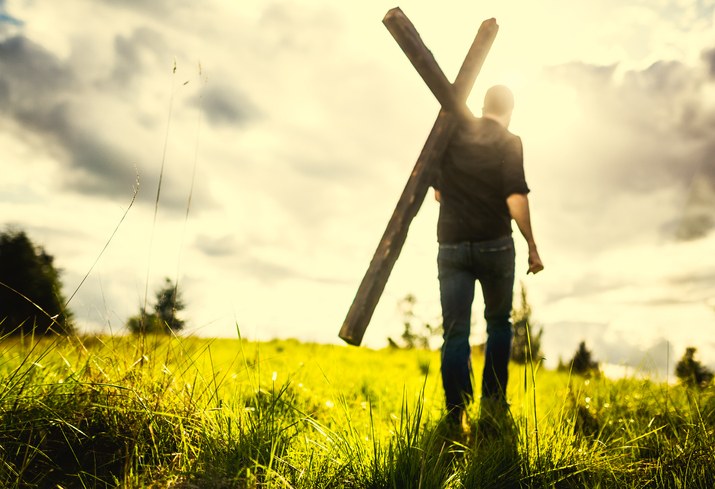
[339,8,498,346]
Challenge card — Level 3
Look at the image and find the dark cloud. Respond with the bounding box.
[106,27,166,88]
[676,149,715,240]
[0,36,137,196]
[197,83,258,127]
[0,32,203,210]
[195,233,242,257]
[544,53,715,240]
[0,78,8,109]
[11,102,137,194]
[0,36,76,93]
[702,47,715,79]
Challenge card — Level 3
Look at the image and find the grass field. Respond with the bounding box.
[1,331,714,488]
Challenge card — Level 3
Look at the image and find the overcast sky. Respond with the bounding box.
[1,0,715,375]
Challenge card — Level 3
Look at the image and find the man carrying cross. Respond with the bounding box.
[339,8,544,426]
[433,85,544,423]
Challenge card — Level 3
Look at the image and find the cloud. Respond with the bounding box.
[195,233,242,257]
[0,35,75,94]
[0,35,135,195]
[675,144,715,240]
[668,267,715,288]
[196,82,259,127]
[0,27,224,211]
[256,2,343,56]
[703,47,715,79]
[544,272,623,304]
[105,27,167,89]
[541,50,715,243]
[0,0,22,30]
[97,0,196,18]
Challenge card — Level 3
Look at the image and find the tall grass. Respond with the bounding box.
[1,332,714,488]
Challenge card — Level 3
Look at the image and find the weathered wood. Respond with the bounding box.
[338,9,498,346]
[382,8,471,120]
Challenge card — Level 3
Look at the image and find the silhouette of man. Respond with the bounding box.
[433,85,544,423]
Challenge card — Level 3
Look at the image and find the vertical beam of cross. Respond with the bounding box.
[338,8,498,346]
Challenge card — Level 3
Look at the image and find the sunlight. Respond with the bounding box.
[514,80,581,138]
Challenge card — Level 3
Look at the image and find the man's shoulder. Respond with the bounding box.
[457,117,520,146]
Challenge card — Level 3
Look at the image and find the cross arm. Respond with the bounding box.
[383,8,498,119]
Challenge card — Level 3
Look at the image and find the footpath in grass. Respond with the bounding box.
[1,333,714,488]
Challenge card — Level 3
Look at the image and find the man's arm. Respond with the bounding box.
[506,193,544,274]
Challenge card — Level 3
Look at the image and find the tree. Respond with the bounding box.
[388,294,442,350]
[675,347,713,388]
[510,283,543,364]
[0,228,73,336]
[559,341,600,377]
[127,278,185,335]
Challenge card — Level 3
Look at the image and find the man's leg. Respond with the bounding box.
[475,238,515,401]
[438,243,475,420]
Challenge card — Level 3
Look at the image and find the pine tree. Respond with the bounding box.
[559,341,600,377]
[127,278,185,334]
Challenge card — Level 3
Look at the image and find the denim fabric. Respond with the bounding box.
[438,236,515,413]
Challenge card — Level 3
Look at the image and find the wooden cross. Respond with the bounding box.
[338,7,499,346]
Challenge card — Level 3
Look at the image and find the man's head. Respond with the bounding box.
[482,85,514,127]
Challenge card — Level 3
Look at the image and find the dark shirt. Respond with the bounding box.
[434,117,529,243]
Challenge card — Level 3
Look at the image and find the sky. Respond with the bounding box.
[1,0,715,376]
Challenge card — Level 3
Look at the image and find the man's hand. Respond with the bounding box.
[528,249,544,275]
[506,193,545,275]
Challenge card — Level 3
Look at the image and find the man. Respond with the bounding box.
[433,85,543,422]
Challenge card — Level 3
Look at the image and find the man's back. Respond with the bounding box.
[436,117,529,243]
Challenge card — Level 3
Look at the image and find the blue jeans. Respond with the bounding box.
[438,237,515,414]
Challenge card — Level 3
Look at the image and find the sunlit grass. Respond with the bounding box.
[0,331,714,488]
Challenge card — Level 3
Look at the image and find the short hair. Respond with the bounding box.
[483,85,514,115]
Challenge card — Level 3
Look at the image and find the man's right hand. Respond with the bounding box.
[527,249,544,274]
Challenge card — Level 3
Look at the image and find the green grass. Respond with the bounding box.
[1,331,714,488]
